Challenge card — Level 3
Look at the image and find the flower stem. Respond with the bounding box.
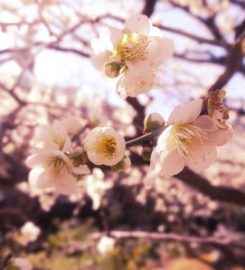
[125,126,166,147]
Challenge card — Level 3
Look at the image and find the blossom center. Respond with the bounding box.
[115,30,148,62]
[95,135,117,157]
[47,156,68,177]
[167,123,207,158]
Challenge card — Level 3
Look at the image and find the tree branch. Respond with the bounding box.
[176,168,245,206]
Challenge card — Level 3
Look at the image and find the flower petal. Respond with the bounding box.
[125,14,151,35]
[194,115,217,131]
[26,152,51,168]
[209,124,234,146]
[54,173,78,196]
[72,165,90,175]
[117,70,154,98]
[147,36,174,66]
[159,149,185,178]
[187,142,217,172]
[167,99,203,125]
[90,50,112,71]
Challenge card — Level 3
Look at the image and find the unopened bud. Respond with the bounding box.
[69,151,87,166]
[112,156,131,172]
[142,146,153,161]
[104,62,121,78]
[144,113,165,133]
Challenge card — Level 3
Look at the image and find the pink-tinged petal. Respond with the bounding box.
[147,36,174,66]
[156,126,172,152]
[125,14,151,35]
[54,174,78,196]
[187,142,217,172]
[90,50,112,71]
[209,124,234,146]
[28,167,54,190]
[167,105,182,125]
[117,70,154,98]
[194,115,216,131]
[62,136,72,152]
[108,27,123,46]
[26,152,52,168]
[28,167,44,188]
[72,165,90,175]
[159,150,185,178]
[126,59,152,76]
[167,99,203,125]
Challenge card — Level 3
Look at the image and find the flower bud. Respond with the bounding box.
[144,112,165,133]
[112,156,131,172]
[68,151,87,166]
[104,62,121,78]
[142,146,153,161]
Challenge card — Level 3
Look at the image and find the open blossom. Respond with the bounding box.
[26,150,89,195]
[83,127,125,166]
[32,121,72,152]
[27,121,90,195]
[150,98,233,178]
[91,14,174,97]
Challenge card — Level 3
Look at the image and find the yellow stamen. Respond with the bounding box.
[95,135,117,157]
[167,124,208,158]
[115,30,149,62]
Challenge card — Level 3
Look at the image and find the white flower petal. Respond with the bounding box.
[209,124,233,146]
[125,14,151,35]
[187,142,217,172]
[159,150,185,178]
[117,70,154,98]
[194,115,217,131]
[90,50,112,71]
[28,167,54,190]
[108,27,123,46]
[167,99,203,125]
[146,36,174,66]
[26,152,52,168]
[72,165,90,175]
[156,126,172,152]
[54,173,78,196]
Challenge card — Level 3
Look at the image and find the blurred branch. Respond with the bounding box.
[142,0,158,17]
[208,34,244,92]
[92,230,245,250]
[176,168,245,206]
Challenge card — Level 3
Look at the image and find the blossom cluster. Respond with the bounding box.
[26,14,233,203]
[26,117,129,197]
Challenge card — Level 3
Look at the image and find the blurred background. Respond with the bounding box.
[0,0,245,269]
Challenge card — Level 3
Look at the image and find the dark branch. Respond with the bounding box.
[176,167,245,206]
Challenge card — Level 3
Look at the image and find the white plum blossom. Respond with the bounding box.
[91,14,174,97]
[83,127,125,166]
[26,121,90,195]
[97,236,116,255]
[32,121,71,152]
[9,258,32,270]
[26,150,89,195]
[19,221,41,245]
[150,98,233,178]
